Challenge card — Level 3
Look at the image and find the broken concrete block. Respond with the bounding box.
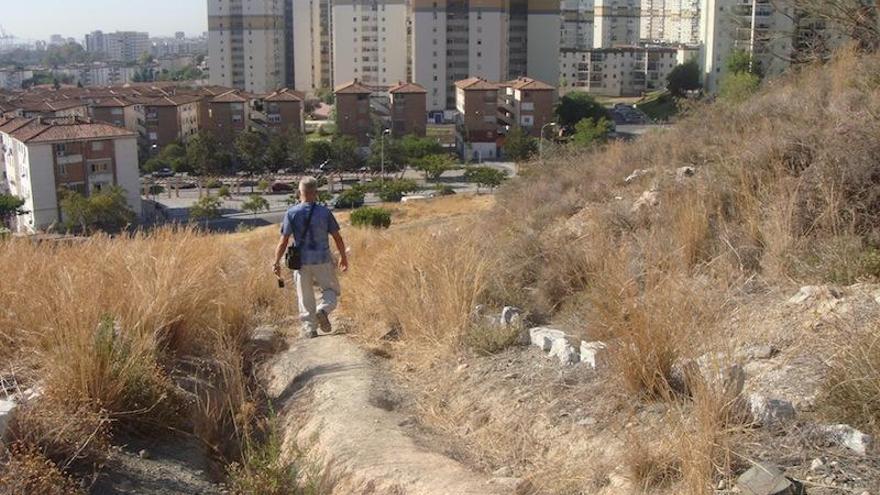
[624,169,651,184]
[487,477,532,495]
[821,424,874,455]
[749,394,796,427]
[631,190,660,213]
[500,306,522,327]
[737,463,793,495]
[549,338,580,365]
[788,285,841,305]
[579,341,607,369]
[0,399,16,443]
[528,327,567,352]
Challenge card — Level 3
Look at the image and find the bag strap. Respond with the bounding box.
[296,203,317,248]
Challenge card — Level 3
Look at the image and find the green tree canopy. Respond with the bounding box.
[502,127,538,161]
[59,186,134,234]
[242,195,271,216]
[413,154,456,181]
[304,140,333,168]
[331,136,364,173]
[719,72,762,103]
[666,60,702,97]
[464,166,508,192]
[554,92,610,132]
[400,135,444,161]
[571,117,613,147]
[187,131,225,176]
[235,129,269,175]
[190,195,223,221]
[368,137,407,173]
[0,193,27,226]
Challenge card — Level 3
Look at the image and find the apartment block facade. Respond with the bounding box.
[594,0,642,47]
[208,0,288,93]
[136,95,202,152]
[388,82,428,137]
[560,45,696,95]
[455,77,500,160]
[498,77,556,137]
[334,80,373,145]
[292,0,334,92]
[641,0,701,44]
[0,116,141,233]
[254,88,306,134]
[412,0,560,112]
[331,0,408,88]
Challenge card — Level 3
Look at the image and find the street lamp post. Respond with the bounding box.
[380,128,391,182]
[539,122,558,163]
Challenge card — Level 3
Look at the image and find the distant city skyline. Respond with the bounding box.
[4,0,207,42]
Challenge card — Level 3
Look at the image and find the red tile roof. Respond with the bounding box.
[211,90,250,103]
[264,88,304,102]
[0,116,135,143]
[455,77,499,90]
[334,80,373,94]
[506,77,555,91]
[388,82,427,94]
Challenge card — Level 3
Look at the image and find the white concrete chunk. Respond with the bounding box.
[0,399,16,443]
[748,394,796,427]
[529,327,567,352]
[821,424,874,455]
[549,338,580,365]
[500,306,522,327]
[579,341,607,369]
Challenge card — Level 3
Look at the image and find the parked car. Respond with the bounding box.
[153,167,174,178]
[271,182,295,193]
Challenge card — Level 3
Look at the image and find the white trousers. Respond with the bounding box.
[294,262,340,332]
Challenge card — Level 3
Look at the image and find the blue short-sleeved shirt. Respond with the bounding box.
[281,202,340,266]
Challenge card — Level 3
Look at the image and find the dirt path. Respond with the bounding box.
[265,334,527,495]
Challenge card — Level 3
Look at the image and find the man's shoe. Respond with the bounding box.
[316,310,332,333]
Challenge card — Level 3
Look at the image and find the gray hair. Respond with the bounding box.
[299,176,318,194]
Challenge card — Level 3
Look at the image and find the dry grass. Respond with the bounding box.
[0,444,84,495]
[0,226,291,480]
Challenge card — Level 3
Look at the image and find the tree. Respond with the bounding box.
[59,187,134,234]
[368,137,407,173]
[331,136,363,173]
[788,0,880,51]
[190,195,223,221]
[413,154,456,181]
[400,135,443,161]
[187,131,224,176]
[571,117,613,147]
[235,130,268,175]
[554,92,610,132]
[502,127,538,161]
[304,140,333,169]
[666,60,702,98]
[0,193,27,227]
[719,72,762,103]
[286,129,306,172]
[265,133,289,171]
[242,195,271,216]
[377,179,419,202]
[464,166,507,192]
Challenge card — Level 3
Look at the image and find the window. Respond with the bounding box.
[91,141,104,151]
[89,162,109,173]
[149,132,158,141]
[56,163,68,177]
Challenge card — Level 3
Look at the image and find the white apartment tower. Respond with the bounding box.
[412,0,560,112]
[593,0,641,48]
[699,0,794,92]
[641,0,701,44]
[292,0,334,91]
[561,0,595,51]
[331,0,409,88]
[208,0,287,93]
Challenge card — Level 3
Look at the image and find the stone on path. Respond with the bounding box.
[486,477,532,495]
[0,399,16,443]
[529,327,567,352]
[579,341,607,369]
[500,306,522,327]
[737,463,794,495]
[749,394,796,427]
[821,424,874,455]
[549,338,580,365]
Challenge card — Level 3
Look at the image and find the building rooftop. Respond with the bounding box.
[0,116,135,143]
[91,97,134,108]
[211,90,250,103]
[264,88,304,102]
[334,79,373,94]
[388,82,427,94]
[505,77,555,91]
[455,77,499,90]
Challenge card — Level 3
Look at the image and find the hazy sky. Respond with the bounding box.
[4,0,208,42]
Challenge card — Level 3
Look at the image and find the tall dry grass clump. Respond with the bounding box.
[0,226,290,479]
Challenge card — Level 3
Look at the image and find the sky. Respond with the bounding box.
[4,0,208,42]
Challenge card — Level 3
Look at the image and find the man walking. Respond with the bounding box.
[274,177,348,338]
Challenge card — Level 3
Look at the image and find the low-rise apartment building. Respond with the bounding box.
[0,115,141,233]
[255,88,305,135]
[388,82,427,138]
[455,77,501,161]
[498,77,556,137]
[335,80,373,145]
[90,97,145,137]
[205,90,251,144]
[559,45,697,96]
[136,95,201,153]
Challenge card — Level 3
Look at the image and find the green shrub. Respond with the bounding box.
[378,179,419,203]
[190,194,223,221]
[434,185,456,196]
[205,179,224,189]
[350,207,392,229]
[217,185,232,198]
[333,189,365,209]
[463,322,521,356]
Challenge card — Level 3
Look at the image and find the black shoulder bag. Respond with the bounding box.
[285,204,316,270]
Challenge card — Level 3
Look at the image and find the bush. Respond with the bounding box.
[333,189,365,209]
[242,195,271,215]
[434,185,456,196]
[217,185,232,198]
[377,179,419,203]
[59,186,135,234]
[464,166,507,191]
[205,179,224,189]
[350,207,392,229]
[190,194,223,221]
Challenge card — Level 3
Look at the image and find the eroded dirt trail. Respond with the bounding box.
[266,335,522,495]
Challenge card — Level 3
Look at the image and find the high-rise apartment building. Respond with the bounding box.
[331,0,409,88]
[104,32,151,61]
[561,0,595,51]
[412,0,559,112]
[593,0,641,48]
[292,0,334,92]
[641,0,701,44]
[699,0,794,92]
[84,30,106,55]
[208,0,287,93]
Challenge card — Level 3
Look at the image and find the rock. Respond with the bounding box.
[788,285,841,305]
[20,386,43,402]
[745,344,778,360]
[676,166,696,181]
[487,477,532,494]
[247,325,284,354]
[577,417,597,427]
[579,341,607,369]
[624,168,651,184]
[455,363,469,373]
[749,394,796,427]
[631,190,660,213]
[809,458,825,472]
[138,449,150,459]
[528,327,567,352]
[736,463,793,495]
[821,424,874,455]
[492,466,513,477]
[549,338,580,365]
[0,399,16,442]
[381,325,401,341]
[500,306,522,327]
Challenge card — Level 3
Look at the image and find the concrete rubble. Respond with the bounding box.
[737,463,796,495]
